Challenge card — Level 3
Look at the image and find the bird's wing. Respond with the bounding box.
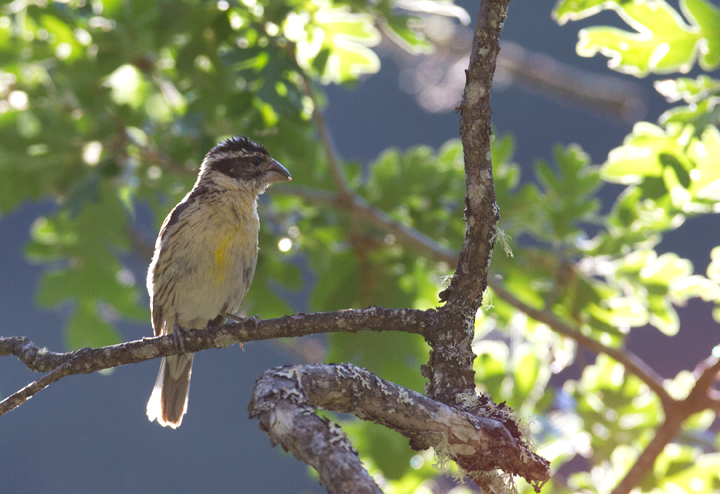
[149,187,205,337]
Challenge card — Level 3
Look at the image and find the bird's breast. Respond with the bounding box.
[212,218,258,287]
[214,230,237,285]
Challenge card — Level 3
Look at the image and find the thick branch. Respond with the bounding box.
[249,363,550,491]
[0,307,431,416]
[250,365,383,494]
[689,354,720,408]
[610,411,683,494]
[427,0,509,406]
[446,0,506,307]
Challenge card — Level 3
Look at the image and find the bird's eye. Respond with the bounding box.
[251,157,261,167]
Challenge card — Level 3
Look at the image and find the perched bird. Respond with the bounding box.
[146,136,291,428]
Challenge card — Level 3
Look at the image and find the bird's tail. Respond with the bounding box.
[147,353,194,428]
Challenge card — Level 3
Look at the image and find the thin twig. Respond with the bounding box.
[610,411,684,494]
[0,359,76,413]
[488,279,673,408]
[299,73,353,199]
[270,184,338,204]
[350,194,459,263]
[139,145,197,177]
[689,354,720,404]
[271,186,458,263]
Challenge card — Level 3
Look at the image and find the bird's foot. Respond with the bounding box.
[222,313,260,324]
[172,323,191,353]
[221,314,247,351]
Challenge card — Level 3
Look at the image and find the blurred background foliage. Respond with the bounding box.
[1,0,719,492]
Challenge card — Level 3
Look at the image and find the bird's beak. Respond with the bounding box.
[264,159,292,183]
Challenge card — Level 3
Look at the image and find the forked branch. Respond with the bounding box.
[249,363,550,490]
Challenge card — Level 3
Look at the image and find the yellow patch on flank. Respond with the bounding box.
[214,229,238,284]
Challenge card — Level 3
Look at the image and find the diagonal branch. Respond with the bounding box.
[0,307,432,416]
[299,73,353,199]
[278,173,718,494]
[487,280,673,407]
[270,185,458,264]
[611,355,720,494]
[250,364,383,494]
[249,363,550,491]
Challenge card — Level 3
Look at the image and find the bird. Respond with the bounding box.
[146,136,291,428]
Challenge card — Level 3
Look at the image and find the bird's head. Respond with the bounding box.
[199,136,291,193]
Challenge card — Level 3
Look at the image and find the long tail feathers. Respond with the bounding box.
[147,353,194,428]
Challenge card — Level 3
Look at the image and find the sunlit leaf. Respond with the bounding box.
[564,0,720,76]
[297,6,381,84]
[655,75,720,104]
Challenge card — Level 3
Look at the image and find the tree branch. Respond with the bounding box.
[250,365,383,494]
[0,307,431,416]
[270,185,459,264]
[249,363,550,491]
[610,351,720,494]
[300,73,353,199]
[487,280,673,408]
[426,0,509,407]
[272,165,679,419]
[279,177,677,413]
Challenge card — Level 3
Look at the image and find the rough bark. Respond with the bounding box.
[426,0,510,408]
[0,307,431,416]
[249,364,549,488]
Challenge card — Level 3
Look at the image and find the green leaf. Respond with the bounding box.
[708,246,720,283]
[601,122,720,215]
[568,355,662,463]
[653,447,720,493]
[587,296,648,329]
[640,252,692,284]
[604,123,683,182]
[610,249,711,335]
[660,96,720,130]
[532,144,601,240]
[553,0,617,25]
[567,0,720,76]
[294,6,381,84]
[104,65,150,108]
[654,75,720,104]
[647,295,679,335]
[380,16,433,55]
[686,126,720,202]
[66,300,122,350]
[513,344,541,399]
